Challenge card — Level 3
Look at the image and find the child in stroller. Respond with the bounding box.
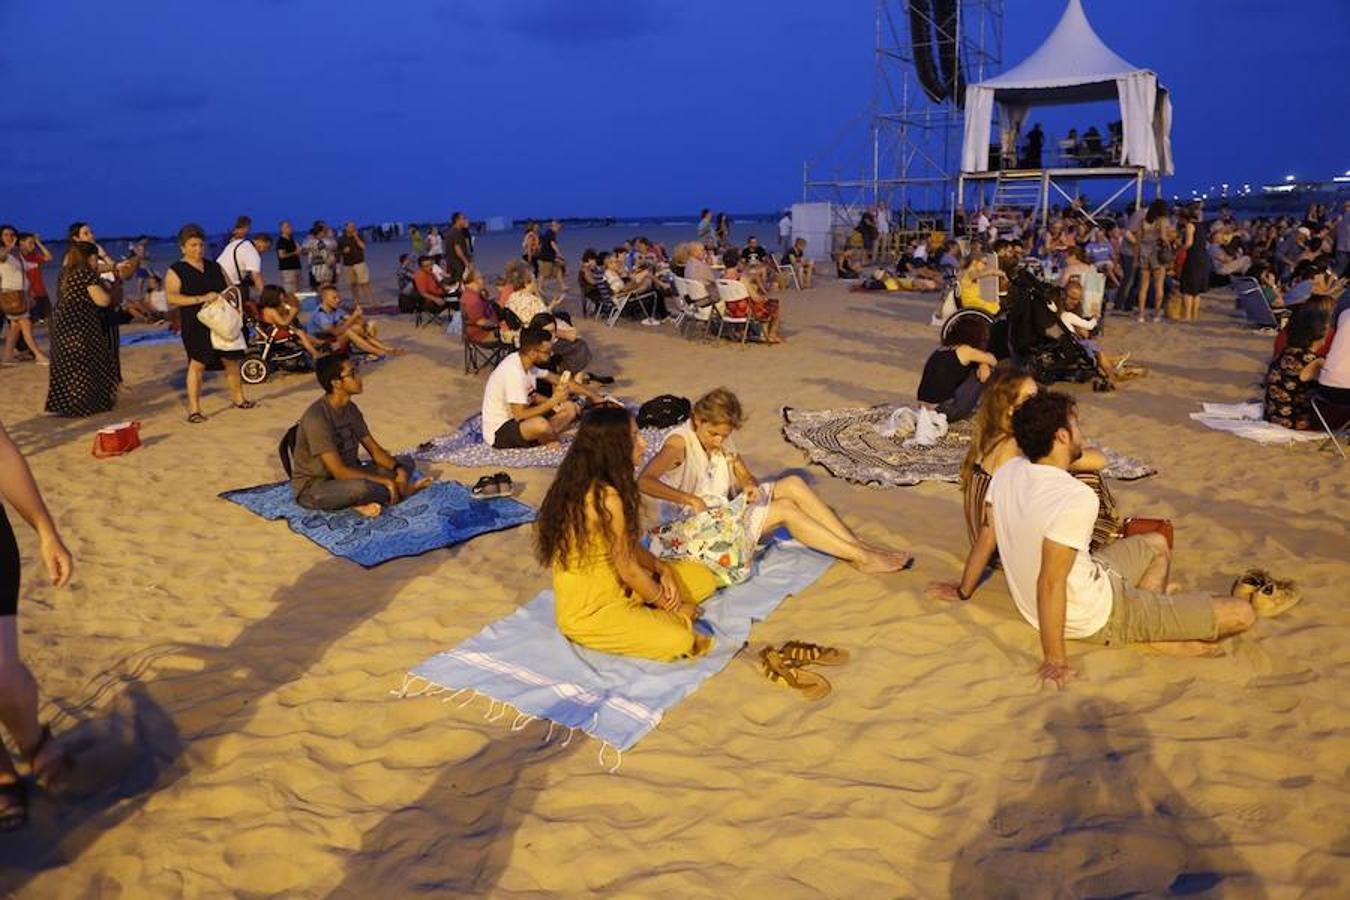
[1003,271,1102,388]
[240,285,320,385]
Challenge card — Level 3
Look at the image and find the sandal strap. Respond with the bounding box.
[778,640,826,663]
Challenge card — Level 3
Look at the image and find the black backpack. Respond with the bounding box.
[636,395,691,429]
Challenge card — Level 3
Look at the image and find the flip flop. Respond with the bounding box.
[471,474,502,497]
[759,647,831,700]
[187,412,207,424]
[1230,568,1273,602]
[492,472,513,495]
[777,640,851,667]
[232,400,259,410]
[1251,578,1301,618]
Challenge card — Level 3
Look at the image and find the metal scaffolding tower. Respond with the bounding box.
[803,0,1003,230]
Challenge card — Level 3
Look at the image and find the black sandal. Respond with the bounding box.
[493,472,513,495]
[471,474,500,497]
[187,412,206,424]
[0,780,26,832]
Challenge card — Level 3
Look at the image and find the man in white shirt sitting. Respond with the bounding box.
[481,326,599,449]
[942,392,1274,689]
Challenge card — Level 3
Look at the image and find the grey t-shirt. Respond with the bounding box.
[290,397,370,498]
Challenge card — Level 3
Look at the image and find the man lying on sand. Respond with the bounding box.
[290,355,430,518]
[929,392,1297,689]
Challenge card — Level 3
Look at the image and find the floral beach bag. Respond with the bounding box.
[648,491,768,587]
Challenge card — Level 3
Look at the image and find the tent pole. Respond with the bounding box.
[1041,169,1050,227]
[1134,170,1143,211]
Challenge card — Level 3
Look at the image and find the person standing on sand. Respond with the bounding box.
[290,355,430,517]
[337,221,373,306]
[275,220,303,296]
[536,219,566,300]
[931,392,1286,690]
[446,211,473,286]
[0,418,75,830]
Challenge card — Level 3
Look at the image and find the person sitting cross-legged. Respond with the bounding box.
[289,355,431,518]
[931,391,1281,689]
[309,285,403,357]
[481,325,601,449]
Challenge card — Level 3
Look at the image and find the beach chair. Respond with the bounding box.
[1310,388,1350,459]
[463,321,507,375]
[672,275,714,339]
[604,285,658,328]
[1232,276,1287,331]
[711,279,753,343]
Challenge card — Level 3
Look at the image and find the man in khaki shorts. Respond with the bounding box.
[936,392,1294,690]
[338,221,372,306]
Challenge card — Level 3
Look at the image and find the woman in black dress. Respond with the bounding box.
[45,242,117,417]
[164,223,254,423]
[1177,204,1211,322]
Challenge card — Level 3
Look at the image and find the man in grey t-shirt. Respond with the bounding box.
[290,355,428,516]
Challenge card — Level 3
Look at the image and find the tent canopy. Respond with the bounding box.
[961,0,1173,175]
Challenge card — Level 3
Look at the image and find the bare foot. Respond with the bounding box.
[850,549,909,574]
[407,477,434,496]
[353,502,383,518]
[1165,582,1184,595]
[1148,640,1223,658]
[388,346,407,356]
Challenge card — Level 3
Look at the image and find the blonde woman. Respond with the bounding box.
[639,389,911,584]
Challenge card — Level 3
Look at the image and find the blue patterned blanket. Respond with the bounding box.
[219,479,535,567]
[405,540,833,751]
[409,413,675,470]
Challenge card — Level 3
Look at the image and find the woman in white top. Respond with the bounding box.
[0,225,49,366]
[639,388,912,585]
[1054,281,1143,385]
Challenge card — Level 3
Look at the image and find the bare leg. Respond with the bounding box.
[1135,270,1149,322]
[222,358,247,406]
[762,498,903,572]
[771,475,858,545]
[16,320,47,364]
[1148,595,1256,655]
[0,619,42,764]
[186,359,206,415]
[1132,532,1172,592]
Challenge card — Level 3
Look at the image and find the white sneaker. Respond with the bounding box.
[641,318,660,326]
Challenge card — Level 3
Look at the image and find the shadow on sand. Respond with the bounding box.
[0,550,448,893]
[947,698,1264,898]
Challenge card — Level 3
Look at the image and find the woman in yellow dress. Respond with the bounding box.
[536,405,720,661]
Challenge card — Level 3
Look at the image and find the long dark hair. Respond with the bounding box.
[534,406,641,567]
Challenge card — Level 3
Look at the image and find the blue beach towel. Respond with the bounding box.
[120,328,181,347]
[405,540,833,752]
[219,479,535,567]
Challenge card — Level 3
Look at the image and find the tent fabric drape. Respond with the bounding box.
[961,85,994,172]
[1115,72,1158,172]
[997,101,1030,163]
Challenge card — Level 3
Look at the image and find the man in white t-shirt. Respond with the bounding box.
[934,392,1272,689]
[481,326,598,449]
[216,215,270,301]
[777,212,791,252]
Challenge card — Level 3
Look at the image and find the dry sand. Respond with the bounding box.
[0,236,1346,898]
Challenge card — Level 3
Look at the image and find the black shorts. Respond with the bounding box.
[492,419,536,450]
[1,507,19,617]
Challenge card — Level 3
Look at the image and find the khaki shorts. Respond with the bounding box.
[537,259,564,278]
[346,262,370,285]
[1085,535,1217,645]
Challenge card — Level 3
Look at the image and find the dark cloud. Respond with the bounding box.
[117,90,209,114]
[500,0,665,44]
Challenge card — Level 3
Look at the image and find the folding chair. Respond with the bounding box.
[1232,276,1287,331]
[605,286,657,328]
[711,279,753,343]
[1310,389,1350,459]
[463,323,507,375]
[672,276,714,339]
[777,258,801,291]
[414,286,458,329]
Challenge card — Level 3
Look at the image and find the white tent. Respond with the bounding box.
[961,0,1173,176]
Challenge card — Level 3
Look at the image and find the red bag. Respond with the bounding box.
[1122,516,1173,549]
[92,421,142,458]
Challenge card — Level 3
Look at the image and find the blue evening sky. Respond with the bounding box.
[2,0,1347,235]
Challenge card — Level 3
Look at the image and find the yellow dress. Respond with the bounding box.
[959,269,999,314]
[553,528,720,662]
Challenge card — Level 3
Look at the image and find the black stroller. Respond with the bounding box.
[1004,271,1099,385]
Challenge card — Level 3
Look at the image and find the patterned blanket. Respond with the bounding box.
[410,413,676,469]
[220,479,535,567]
[781,405,1156,488]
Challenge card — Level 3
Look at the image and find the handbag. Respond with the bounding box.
[91,421,142,458]
[197,286,247,352]
[1122,516,1174,549]
[0,289,25,317]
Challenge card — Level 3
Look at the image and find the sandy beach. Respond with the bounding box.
[0,234,1346,897]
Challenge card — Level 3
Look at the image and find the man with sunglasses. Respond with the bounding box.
[290,355,430,517]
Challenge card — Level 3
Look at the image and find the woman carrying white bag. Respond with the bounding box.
[164,223,256,424]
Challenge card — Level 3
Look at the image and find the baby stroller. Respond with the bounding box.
[240,304,313,385]
[1005,271,1098,385]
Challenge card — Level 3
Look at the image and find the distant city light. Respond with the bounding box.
[1284,174,1296,182]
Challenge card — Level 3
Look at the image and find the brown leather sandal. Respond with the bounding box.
[777,640,850,667]
[759,647,831,700]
